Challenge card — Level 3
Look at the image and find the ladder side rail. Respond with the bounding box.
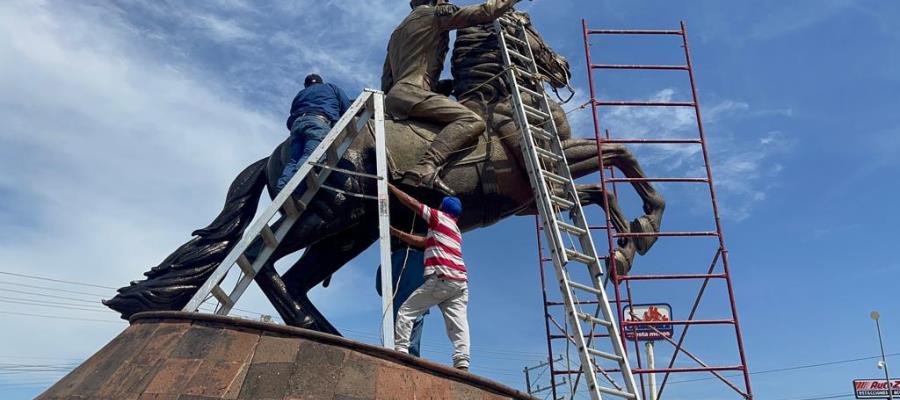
[495,20,605,397]
[219,119,369,314]
[679,21,752,397]
[495,22,569,267]
[581,18,631,353]
[501,19,640,399]
[183,91,374,312]
[518,19,641,395]
[372,93,395,348]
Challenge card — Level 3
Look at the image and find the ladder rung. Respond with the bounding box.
[577,313,613,328]
[503,33,528,47]
[541,170,568,185]
[534,147,563,162]
[211,286,232,306]
[594,100,695,107]
[569,281,602,296]
[586,347,624,363]
[281,197,304,217]
[305,171,322,192]
[517,84,543,99]
[523,104,551,120]
[507,48,533,64]
[530,126,553,141]
[514,68,540,81]
[588,28,683,36]
[564,249,596,265]
[592,63,688,71]
[309,162,383,180]
[596,385,638,399]
[603,138,702,144]
[557,221,587,236]
[260,226,278,248]
[236,255,254,275]
[325,146,340,166]
[549,195,575,210]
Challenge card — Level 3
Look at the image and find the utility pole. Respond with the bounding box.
[523,356,565,398]
[871,311,894,400]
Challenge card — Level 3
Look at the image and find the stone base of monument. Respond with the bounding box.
[37,311,533,400]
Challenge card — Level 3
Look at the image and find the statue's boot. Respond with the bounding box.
[400,123,479,197]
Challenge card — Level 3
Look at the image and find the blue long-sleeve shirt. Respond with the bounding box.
[286,83,352,130]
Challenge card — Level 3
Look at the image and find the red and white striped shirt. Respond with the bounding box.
[420,204,466,281]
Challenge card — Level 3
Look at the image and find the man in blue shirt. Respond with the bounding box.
[276,74,353,192]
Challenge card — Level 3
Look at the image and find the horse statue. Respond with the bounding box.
[104,11,665,334]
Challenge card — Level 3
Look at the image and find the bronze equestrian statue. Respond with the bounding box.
[385,0,519,195]
[104,9,665,335]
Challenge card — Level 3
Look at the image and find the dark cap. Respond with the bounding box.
[304,74,323,87]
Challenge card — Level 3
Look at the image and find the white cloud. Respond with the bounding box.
[598,88,789,221]
[0,1,377,389]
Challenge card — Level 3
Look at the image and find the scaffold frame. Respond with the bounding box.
[534,20,753,400]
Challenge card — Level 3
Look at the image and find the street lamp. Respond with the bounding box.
[871,311,894,400]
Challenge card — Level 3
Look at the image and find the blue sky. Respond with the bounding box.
[1,0,899,399]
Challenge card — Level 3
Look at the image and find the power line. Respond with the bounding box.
[0,271,116,290]
[0,280,108,298]
[0,288,104,304]
[668,352,900,385]
[0,297,111,313]
[0,311,124,324]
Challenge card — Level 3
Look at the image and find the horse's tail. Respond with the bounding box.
[103,157,270,319]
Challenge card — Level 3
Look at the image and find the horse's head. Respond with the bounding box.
[505,11,572,91]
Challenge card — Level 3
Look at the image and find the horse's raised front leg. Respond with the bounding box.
[563,138,666,255]
[572,183,637,276]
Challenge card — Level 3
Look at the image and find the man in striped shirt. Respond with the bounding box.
[388,184,470,370]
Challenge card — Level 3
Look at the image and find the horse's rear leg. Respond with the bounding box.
[275,226,377,334]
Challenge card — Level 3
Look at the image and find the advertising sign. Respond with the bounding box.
[623,304,673,342]
[854,379,900,399]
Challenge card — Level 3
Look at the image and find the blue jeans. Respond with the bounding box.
[276,115,332,192]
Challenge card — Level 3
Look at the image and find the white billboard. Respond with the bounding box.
[854,379,900,399]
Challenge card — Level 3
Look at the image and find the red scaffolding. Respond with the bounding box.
[535,21,753,399]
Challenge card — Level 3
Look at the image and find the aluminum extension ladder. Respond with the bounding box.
[494,17,641,400]
[182,89,397,348]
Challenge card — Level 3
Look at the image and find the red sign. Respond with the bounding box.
[854,379,900,399]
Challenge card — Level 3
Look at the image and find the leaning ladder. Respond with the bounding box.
[494,17,641,400]
[182,89,397,348]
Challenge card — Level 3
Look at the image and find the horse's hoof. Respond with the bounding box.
[606,241,636,278]
[631,216,659,256]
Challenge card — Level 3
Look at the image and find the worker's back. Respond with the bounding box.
[286,83,349,130]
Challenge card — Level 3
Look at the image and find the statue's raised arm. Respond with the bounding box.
[435,0,520,30]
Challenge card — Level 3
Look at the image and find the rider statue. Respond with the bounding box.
[382,0,520,196]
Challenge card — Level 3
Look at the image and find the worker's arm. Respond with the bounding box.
[437,0,520,30]
[388,183,425,218]
[391,227,427,249]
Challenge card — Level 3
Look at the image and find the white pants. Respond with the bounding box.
[394,274,470,368]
